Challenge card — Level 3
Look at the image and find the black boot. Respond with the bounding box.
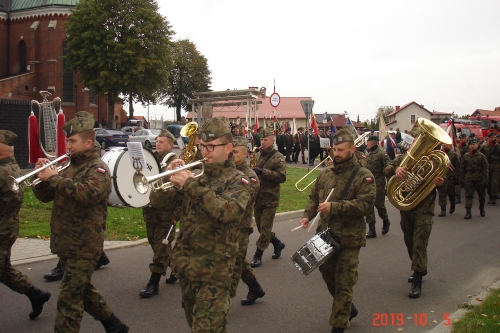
[408,269,427,283]
[250,248,264,268]
[165,273,178,284]
[409,272,422,298]
[438,205,446,217]
[366,223,377,238]
[241,280,265,305]
[488,197,496,205]
[449,201,455,214]
[456,194,461,204]
[139,273,161,298]
[464,207,472,219]
[270,237,285,259]
[349,303,358,321]
[101,313,129,333]
[381,219,390,235]
[43,262,63,281]
[95,251,110,270]
[25,286,51,320]
[331,327,345,333]
[480,203,485,217]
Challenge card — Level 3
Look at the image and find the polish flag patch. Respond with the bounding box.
[280,159,285,163]
[97,168,106,174]
[365,177,373,183]
[241,177,249,185]
[250,177,257,183]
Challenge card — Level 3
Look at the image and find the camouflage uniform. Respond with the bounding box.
[364,144,390,227]
[460,150,488,210]
[150,117,250,332]
[32,112,124,332]
[253,141,287,252]
[479,140,500,202]
[303,131,376,329]
[438,148,461,207]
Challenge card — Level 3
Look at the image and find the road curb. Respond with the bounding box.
[427,279,500,333]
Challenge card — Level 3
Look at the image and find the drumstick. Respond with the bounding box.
[161,224,175,245]
[308,188,335,232]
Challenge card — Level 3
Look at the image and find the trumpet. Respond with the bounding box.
[295,156,332,192]
[7,153,70,193]
[134,158,207,194]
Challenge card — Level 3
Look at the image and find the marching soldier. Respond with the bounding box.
[33,112,128,333]
[251,128,287,268]
[364,135,391,238]
[300,128,376,333]
[0,130,51,320]
[231,137,266,306]
[479,132,500,205]
[456,133,468,204]
[139,129,178,298]
[461,138,488,219]
[150,116,250,332]
[438,143,461,216]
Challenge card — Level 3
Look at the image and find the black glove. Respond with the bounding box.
[253,167,263,175]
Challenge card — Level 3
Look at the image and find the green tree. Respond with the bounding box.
[64,0,175,125]
[162,39,212,121]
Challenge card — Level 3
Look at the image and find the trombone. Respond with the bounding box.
[134,158,207,194]
[7,153,70,193]
[295,155,332,192]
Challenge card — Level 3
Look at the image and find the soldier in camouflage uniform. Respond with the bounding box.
[0,130,51,320]
[139,129,178,298]
[299,128,376,333]
[250,128,287,268]
[33,112,128,333]
[456,133,468,203]
[438,143,461,216]
[149,116,250,333]
[479,132,500,205]
[364,135,391,238]
[230,136,266,306]
[461,138,488,219]
[384,146,446,299]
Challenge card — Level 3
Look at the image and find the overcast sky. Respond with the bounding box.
[134,0,500,122]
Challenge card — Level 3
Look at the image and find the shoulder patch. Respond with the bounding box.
[97,167,106,174]
[280,158,285,163]
[365,177,373,183]
[241,177,249,185]
[250,177,257,183]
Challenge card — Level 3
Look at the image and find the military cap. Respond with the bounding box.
[298,127,304,130]
[488,131,495,137]
[332,128,355,145]
[199,116,231,142]
[459,133,467,138]
[469,133,476,138]
[233,136,249,147]
[156,129,175,142]
[0,130,17,146]
[367,135,379,141]
[261,128,274,138]
[469,138,479,144]
[62,111,95,137]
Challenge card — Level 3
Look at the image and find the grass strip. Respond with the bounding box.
[452,288,500,332]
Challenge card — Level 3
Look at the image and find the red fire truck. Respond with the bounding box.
[440,119,483,141]
[468,114,500,138]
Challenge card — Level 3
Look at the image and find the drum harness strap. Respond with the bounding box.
[327,165,361,230]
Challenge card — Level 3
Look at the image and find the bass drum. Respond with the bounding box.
[101,147,159,208]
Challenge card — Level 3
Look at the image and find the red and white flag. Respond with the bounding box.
[310,113,319,136]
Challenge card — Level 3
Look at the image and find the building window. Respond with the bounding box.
[62,40,74,102]
[410,115,417,124]
[89,86,96,104]
[18,40,27,74]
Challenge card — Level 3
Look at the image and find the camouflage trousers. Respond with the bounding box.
[366,184,388,224]
[400,212,433,273]
[180,280,231,333]
[254,205,277,251]
[438,175,457,206]
[230,230,256,298]
[145,218,175,275]
[318,247,360,329]
[55,254,113,333]
[0,234,32,294]
[464,177,486,208]
[487,162,500,198]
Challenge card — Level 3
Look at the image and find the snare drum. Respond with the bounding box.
[290,231,340,275]
[101,147,160,208]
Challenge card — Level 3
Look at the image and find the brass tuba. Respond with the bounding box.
[386,118,452,211]
[180,122,199,163]
[250,146,260,169]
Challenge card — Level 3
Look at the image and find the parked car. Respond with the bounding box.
[120,126,138,135]
[128,128,162,149]
[95,129,129,149]
[166,124,189,145]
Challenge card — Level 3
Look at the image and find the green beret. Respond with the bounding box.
[233,136,249,147]
[199,116,231,142]
[469,133,476,138]
[469,138,479,144]
[0,130,17,146]
[488,131,495,137]
[261,128,274,138]
[62,111,95,137]
[367,135,379,141]
[459,133,467,138]
[332,128,355,145]
[157,129,175,142]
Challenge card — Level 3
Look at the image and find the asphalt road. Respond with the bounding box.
[1,201,500,333]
